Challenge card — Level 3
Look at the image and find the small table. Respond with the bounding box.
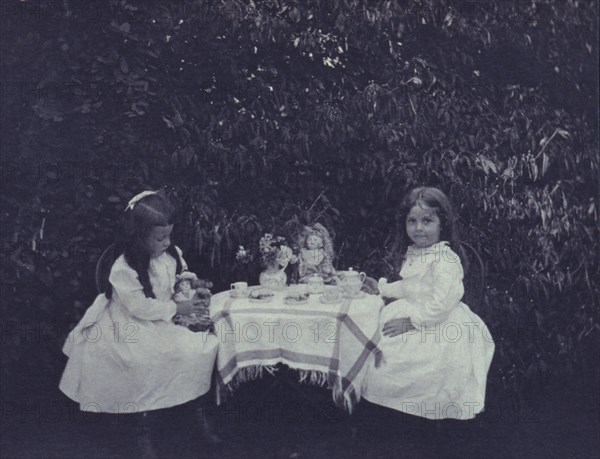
[209,286,384,412]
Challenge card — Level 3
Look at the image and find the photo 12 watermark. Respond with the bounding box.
[1,80,122,107]
[397,399,541,424]
[196,158,345,187]
[0,319,537,346]
[214,319,339,345]
[0,319,340,346]
[0,0,139,25]
[1,400,140,425]
[0,159,161,187]
[1,321,139,346]
[216,399,342,425]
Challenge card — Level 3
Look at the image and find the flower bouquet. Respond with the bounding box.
[257,234,298,289]
[259,234,298,269]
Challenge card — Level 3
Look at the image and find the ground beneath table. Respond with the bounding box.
[1,372,598,459]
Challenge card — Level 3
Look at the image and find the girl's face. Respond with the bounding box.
[406,204,441,248]
[306,234,323,250]
[144,224,173,257]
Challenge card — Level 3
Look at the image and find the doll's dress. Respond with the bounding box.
[298,249,335,283]
[59,248,218,412]
[172,289,214,333]
[363,241,495,420]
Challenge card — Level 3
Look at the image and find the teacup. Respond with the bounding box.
[323,286,343,302]
[307,275,325,294]
[230,282,248,296]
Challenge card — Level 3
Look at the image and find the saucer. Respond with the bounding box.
[319,295,343,304]
[284,295,309,305]
[249,290,274,303]
[343,291,366,299]
[249,295,274,303]
[230,290,249,299]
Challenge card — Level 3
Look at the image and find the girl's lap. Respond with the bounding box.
[378,321,478,381]
[138,325,218,360]
[81,317,218,367]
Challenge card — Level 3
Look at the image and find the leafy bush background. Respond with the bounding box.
[1,0,598,400]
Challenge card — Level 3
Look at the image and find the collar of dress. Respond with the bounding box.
[406,241,450,257]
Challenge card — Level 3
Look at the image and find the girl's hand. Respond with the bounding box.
[195,287,212,299]
[362,276,380,295]
[382,317,416,337]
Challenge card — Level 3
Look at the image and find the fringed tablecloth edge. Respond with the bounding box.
[297,369,329,387]
[223,364,278,392]
[332,385,360,414]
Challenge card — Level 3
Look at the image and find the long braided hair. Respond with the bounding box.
[392,186,467,274]
[106,192,183,299]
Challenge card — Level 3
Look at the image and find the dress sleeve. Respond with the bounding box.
[109,261,177,322]
[378,279,407,299]
[403,254,464,329]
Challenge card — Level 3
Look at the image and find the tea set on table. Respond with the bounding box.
[228,268,368,305]
[230,224,369,304]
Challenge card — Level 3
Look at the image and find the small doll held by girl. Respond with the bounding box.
[172,273,215,333]
[363,187,495,421]
[59,190,220,457]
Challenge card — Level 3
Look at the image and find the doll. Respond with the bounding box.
[172,274,215,333]
[297,223,336,283]
[173,278,197,301]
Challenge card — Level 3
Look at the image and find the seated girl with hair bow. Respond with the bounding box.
[59,190,220,457]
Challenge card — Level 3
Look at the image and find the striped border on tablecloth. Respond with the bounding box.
[213,296,381,411]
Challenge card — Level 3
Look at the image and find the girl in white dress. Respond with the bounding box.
[363,187,495,421]
[59,190,219,456]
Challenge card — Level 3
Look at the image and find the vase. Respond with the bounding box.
[259,262,288,290]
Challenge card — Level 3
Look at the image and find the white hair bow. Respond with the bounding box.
[124,190,158,212]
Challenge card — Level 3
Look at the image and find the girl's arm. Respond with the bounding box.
[403,255,464,329]
[175,246,189,272]
[109,261,177,322]
[378,278,407,299]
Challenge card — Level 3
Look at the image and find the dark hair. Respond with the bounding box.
[106,191,183,299]
[392,186,466,272]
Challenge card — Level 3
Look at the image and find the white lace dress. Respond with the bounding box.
[59,248,218,413]
[363,242,495,420]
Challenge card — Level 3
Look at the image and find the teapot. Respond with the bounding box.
[335,268,366,296]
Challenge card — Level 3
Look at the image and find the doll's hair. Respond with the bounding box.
[301,223,334,261]
[106,191,183,299]
[393,187,466,272]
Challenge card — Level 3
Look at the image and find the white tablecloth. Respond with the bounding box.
[209,286,384,412]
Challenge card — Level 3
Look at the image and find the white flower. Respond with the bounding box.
[277,245,293,264]
[236,245,251,263]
